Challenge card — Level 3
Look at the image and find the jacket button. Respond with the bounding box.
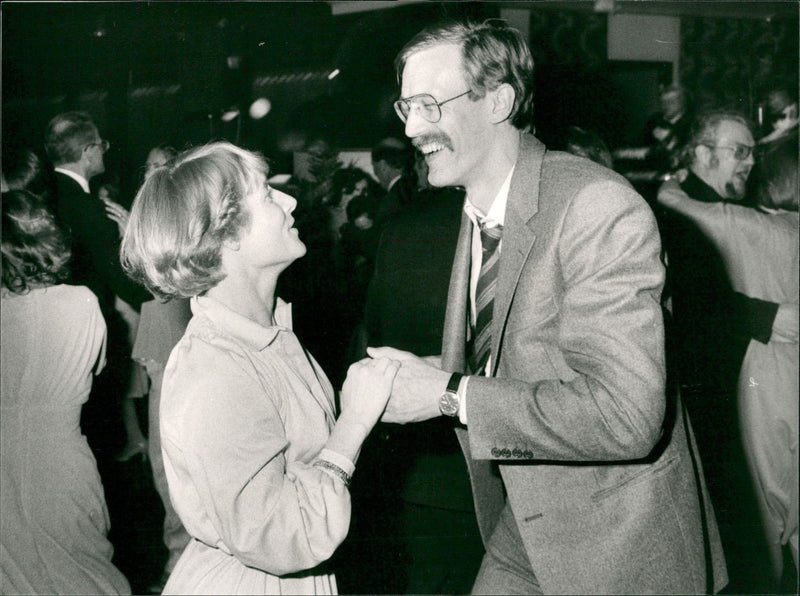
[512,449,523,458]
[491,447,501,457]
[502,448,512,457]
[523,450,533,458]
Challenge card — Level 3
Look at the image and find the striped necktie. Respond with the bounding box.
[469,220,503,375]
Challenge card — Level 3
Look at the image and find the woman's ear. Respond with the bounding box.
[489,83,516,124]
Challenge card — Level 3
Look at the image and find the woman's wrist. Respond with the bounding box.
[324,416,371,463]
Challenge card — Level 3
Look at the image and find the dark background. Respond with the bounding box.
[3,1,797,202]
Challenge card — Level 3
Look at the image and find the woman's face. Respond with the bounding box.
[236,180,306,273]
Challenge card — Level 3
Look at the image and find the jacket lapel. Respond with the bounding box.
[442,210,473,374]
[490,134,545,375]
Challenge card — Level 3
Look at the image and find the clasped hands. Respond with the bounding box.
[340,347,451,429]
[365,347,450,424]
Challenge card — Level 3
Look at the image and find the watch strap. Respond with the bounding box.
[446,372,463,394]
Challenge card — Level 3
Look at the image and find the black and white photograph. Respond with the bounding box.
[2,2,798,594]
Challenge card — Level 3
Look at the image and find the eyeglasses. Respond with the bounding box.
[394,90,472,124]
[85,139,110,153]
[702,143,753,161]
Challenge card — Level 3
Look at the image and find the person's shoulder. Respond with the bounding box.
[38,284,103,323]
[49,283,99,304]
[544,150,628,186]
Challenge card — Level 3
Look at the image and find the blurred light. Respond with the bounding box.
[227,55,242,69]
[594,0,616,13]
[221,108,241,122]
[249,98,271,120]
[328,69,340,80]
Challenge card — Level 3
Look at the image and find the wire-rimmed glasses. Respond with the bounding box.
[394,90,472,124]
[85,139,110,153]
[702,142,754,161]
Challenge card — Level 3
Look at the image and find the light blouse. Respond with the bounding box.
[161,295,353,595]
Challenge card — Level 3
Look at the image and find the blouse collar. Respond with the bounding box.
[191,294,293,351]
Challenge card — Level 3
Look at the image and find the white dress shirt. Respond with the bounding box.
[457,165,515,424]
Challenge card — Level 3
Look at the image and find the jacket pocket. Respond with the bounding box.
[591,453,680,502]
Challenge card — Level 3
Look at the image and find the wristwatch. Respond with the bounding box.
[439,372,463,417]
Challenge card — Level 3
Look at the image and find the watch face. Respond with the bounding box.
[439,391,459,417]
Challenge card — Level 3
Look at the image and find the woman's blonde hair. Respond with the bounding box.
[121,142,269,300]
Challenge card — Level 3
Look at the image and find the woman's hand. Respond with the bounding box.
[102,198,130,237]
[339,356,400,431]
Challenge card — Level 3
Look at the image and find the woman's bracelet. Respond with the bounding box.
[313,459,352,487]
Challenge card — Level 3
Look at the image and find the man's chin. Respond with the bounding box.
[724,182,746,201]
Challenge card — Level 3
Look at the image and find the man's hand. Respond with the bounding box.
[366,346,450,424]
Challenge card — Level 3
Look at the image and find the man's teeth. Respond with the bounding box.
[421,142,446,155]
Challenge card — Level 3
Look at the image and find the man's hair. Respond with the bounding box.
[395,19,535,131]
[2,189,71,294]
[682,110,753,168]
[120,141,266,301]
[44,111,98,166]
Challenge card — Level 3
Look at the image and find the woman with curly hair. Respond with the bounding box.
[1,189,131,594]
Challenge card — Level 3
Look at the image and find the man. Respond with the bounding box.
[356,152,481,594]
[369,21,727,594]
[44,111,148,312]
[644,84,693,173]
[371,136,415,222]
[44,111,149,456]
[656,111,795,592]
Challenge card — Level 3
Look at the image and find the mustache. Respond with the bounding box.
[413,134,454,152]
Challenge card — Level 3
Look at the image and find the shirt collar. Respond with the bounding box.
[54,167,90,194]
[463,164,515,228]
[682,170,725,204]
[191,294,293,351]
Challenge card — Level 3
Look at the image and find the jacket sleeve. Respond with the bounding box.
[657,182,779,342]
[467,180,667,462]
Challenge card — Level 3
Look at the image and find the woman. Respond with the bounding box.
[1,189,131,594]
[120,141,399,594]
[326,167,378,241]
[658,137,798,585]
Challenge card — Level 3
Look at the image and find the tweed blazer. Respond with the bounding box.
[442,134,727,594]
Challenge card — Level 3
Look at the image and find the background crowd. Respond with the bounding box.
[1,4,798,596]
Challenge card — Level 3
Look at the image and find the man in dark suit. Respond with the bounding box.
[371,136,415,224]
[44,111,149,455]
[354,152,482,593]
[44,111,147,311]
[370,21,727,594]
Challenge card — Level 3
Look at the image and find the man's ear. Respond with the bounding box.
[489,83,516,124]
[694,143,712,168]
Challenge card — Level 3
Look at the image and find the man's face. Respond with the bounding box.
[400,44,491,190]
[84,133,106,180]
[702,120,755,200]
